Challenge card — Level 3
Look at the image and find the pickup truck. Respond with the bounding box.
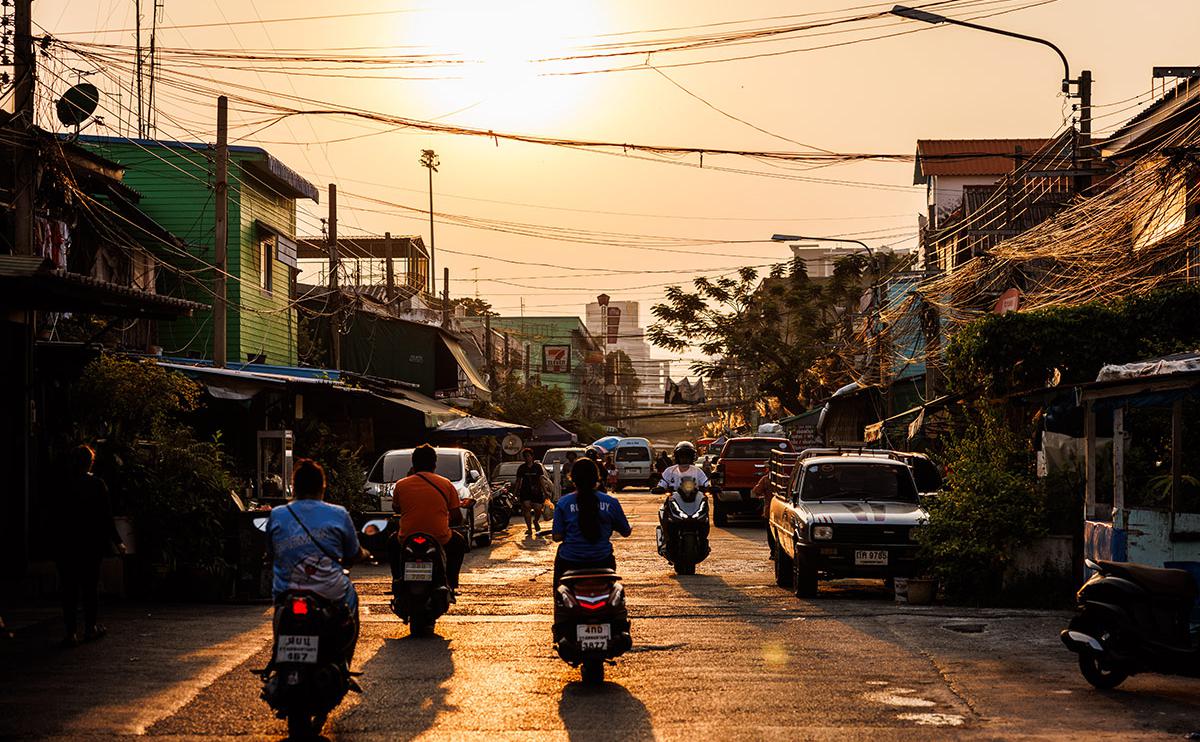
[712,436,793,526]
[766,448,932,598]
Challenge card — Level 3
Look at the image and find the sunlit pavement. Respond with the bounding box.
[5,491,1200,740]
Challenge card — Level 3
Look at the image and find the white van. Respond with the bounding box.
[613,437,654,490]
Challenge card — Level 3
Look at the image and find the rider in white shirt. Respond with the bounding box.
[656,441,711,492]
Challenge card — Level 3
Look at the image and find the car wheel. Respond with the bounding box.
[462,509,474,553]
[712,498,728,527]
[773,538,793,589]
[792,545,818,598]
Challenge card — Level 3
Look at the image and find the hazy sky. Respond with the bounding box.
[30,0,1200,369]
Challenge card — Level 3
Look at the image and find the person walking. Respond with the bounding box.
[515,448,548,536]
[551,459,631,585]
[58,444,124,647]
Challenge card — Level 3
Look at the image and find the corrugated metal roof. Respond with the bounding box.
[914,138,1052,183]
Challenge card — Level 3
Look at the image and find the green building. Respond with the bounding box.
[79,135,318,365]
[462,315,602,418]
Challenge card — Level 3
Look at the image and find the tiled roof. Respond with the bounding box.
[914,138,1052,183]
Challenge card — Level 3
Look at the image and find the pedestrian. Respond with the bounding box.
[58,444,125,647]
[514,448,548,536]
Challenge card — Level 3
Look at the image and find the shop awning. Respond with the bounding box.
[440,332,492,402]
[436,415,529,438]
[371,389,464,428]
[0,255,205,319]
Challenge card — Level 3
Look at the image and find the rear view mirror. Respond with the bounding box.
[362,518,388,536]
[909,456,943,494]
[251,516,269,533]
[467,469,481,483]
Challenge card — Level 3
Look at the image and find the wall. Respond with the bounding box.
[929,174,998,229]
[235,156,298,365]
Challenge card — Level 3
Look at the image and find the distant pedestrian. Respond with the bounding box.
[58,444,124,647]
[655,451,671,476]
[515,448,548,536]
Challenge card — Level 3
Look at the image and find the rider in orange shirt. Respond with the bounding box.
[391,444,467,589]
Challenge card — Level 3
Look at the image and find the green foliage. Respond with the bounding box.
[571,419,607,443]
[648,252,909,414]
[294,420,373,512]
[488,375,566,427]
[71,356,235,570]
[945,285,1200,396]
[917,407,1045,604]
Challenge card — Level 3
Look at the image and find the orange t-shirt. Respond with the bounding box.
[392,472,460,545]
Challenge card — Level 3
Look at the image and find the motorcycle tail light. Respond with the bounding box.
[576,593,609,611]
[291,597,308,615]
[412,535,427,545]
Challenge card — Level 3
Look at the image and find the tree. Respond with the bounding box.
[649,255,893,415]
[455,297,496,317]
[488,375,566,427]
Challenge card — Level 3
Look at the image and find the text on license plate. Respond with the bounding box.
[405,561,433,581]
[277,635,319,664]
[577,623,611,650]
[855,550,888,566]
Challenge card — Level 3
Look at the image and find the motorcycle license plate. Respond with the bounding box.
[855,550,888,566]
[577,623,611,650]
[277,635,319,664]
[405,561,434,581]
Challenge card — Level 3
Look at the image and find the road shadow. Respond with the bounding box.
[558,679,653,741]
[333,634,454,738]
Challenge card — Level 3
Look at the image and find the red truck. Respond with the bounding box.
[712,436,793,525]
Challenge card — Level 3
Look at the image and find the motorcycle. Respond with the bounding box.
[389,528,453,636]
[256,591,360,739]
[488,483,519,532]
[653,478,711,575]
[553,568,632,684]
[1061,558,1200,689]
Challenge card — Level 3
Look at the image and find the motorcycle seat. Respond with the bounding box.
[1096,559,1198,600]
[560,569,620,582]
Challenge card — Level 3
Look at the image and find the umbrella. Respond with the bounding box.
[435,415,531,438]
[591,435,622,452]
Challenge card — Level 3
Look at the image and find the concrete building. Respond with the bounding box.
[584,299,670,408]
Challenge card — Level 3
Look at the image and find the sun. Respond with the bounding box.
[403,1,598,128]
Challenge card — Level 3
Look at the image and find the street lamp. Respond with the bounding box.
[889,6,1093,191]
[889,5,1074,94]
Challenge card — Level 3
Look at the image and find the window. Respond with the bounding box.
[798,463,918,503]
[258,236,275,292]
[722,439,792,459]
[615,447,650,462]
[369,452,463,483]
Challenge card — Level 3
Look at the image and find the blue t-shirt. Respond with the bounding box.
[552,490,631,562]
[268,500,360,608]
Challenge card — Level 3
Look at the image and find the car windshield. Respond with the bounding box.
[798,463,918,503]
[369,452,463,483]
[723,439,791,458]
[543,449,584,466]
[492,462,522,480]
[615,447,650,462]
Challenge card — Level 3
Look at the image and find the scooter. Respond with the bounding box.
[488,483,519,532]
[257,590,360,739]
[389,530,453,636]
[553,569,633,684]
[1061,558,1200,689]
[653,478,711,575]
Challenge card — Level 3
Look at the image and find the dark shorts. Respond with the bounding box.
[519,492,546,504]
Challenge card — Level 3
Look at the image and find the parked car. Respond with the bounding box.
[365,447,494,547]
[766,448,928,597]
[613,437,654,490]
[491,461,524,489]
[712,436,793,525]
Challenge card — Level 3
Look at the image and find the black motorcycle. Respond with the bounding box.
[553,569,632,684]
[1061,558,1200,689]
[257,591,360,739]
[488,483,519,532]
[390,531,453,636]
[653,478,711,575]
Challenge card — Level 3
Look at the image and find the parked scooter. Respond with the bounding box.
[256,590,360,739]
[1061,558,1200,689]
[488,483,519,532]
[653,478,711,575]
[553,569,633,684]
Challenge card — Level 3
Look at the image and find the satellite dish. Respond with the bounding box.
[56,83,100,128]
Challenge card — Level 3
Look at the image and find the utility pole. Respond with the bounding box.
[135,0,143,137]
[441,267,450,327]
[384,232,395,301]
[484,313,494,387]
[328,184,341,370]
[213,96,228,369]
[419,149,439,295]
[1076,70,1093,196]
[12,0,35,256]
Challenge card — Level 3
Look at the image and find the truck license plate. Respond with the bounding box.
[855,550,888,566]
[577,623,611,650]
[277,635,319,664]
[405,561,433,581]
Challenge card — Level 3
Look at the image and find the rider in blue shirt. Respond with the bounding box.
[551,459,631,584]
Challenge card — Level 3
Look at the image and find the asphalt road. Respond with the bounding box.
[6,490,1200,740]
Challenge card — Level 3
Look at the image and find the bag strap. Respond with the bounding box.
[285,504,342,566]
[414,472,453,507]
